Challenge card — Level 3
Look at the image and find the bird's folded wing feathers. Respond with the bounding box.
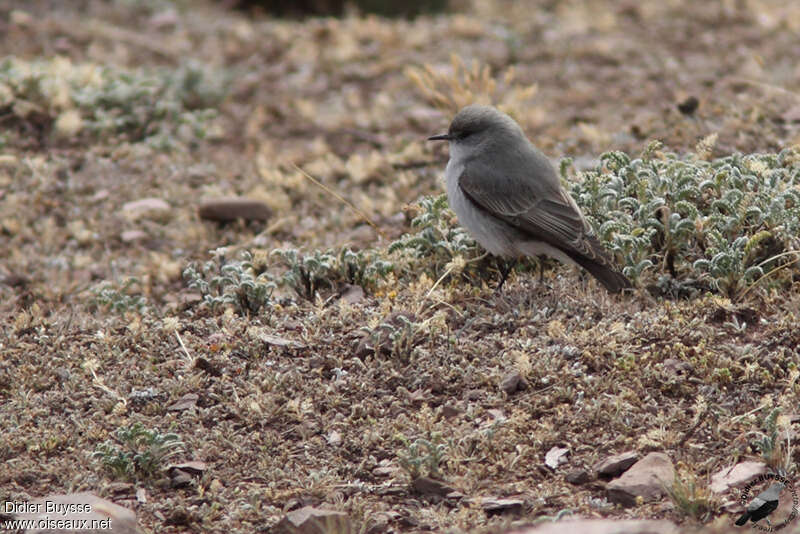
[458,162,603,261]
[747,497,767,512]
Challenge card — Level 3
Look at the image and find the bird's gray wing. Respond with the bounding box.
[458,156,602,260]
[747,497,767,512]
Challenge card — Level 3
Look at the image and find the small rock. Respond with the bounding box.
[0,154,19,169]
[55,368,71,381]
[149,9,178,29]
[565,468,592,485]
[500,370,525,394]
[194,357,221,377]
[91,189,110,202]
[606,452,675,507]
[370,510,401,532]
[167,393,199,411]
[372,465,397,477]
[170,470,193,488]
[782,105,800,123]
[441,404,463,418]
[709,461,768,494]
[481,497,524,516]
[198,198,272,222]
[1,273,30,288]
[327,430,342,447]
[13,492,143,533]
[105,482,134,495]
[166,461,207,476]
[545,446,569,470]
[343,224,375,247]
[486,408,506,422]
[504,518,679,534]
[464,389,482,401]
[274,506,351,534]
[122,198,171,222]
[410,476,453,497]
[259,332,306,350]
[594,451,639,477]
[677,95,699,115]
[164,507,196,526]
[120,230,147,243]
[662,358,692,376]
[338,284,364,305]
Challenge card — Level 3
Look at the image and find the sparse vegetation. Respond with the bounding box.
[752,408,795,475]
[90,278,148,314]
[92,423,184,481]
[0,56,224,150]
[183,249,275,314]
[570,143,800,298]
[397,431,448,480]
[665,469,716,522]
[272,246,393,300]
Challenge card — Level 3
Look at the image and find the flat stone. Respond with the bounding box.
[410,476,453,497]
[120,229,147,243]
[606,452,675,507]
[545,446,569,470]
[169,470,193,488]
[372,466,398,477]
[259,332,306,350]
[273,506,351,534]
[565,468,592,485]
[594,451,639,477]
[500,370,525,394]
[441,404,463,418]
[327,430,342,446]
[198,197,272,222]
[709,461,768,493]
[14,492,142,533]
[338,284,364,304]
[504,518,679,534]
[166,461,207,476]
[122,198,171,222]
[481,497,524,516]
[167,393,199,411]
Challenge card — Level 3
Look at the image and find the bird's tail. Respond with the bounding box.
[567,250,633,294]
[735,513,751,526]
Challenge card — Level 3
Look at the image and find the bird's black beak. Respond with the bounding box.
[427,133,452,141]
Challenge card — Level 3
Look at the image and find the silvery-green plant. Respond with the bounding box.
[0,57,224,150]
[272,247,392,301]
[90,278,147,314]
[92,422,184,480]
[397,431,448,479]
[568,142,800,297]
[183,250,275,314]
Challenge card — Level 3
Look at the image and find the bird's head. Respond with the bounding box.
[428,105,524,149]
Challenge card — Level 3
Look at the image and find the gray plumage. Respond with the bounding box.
[428,105,631,293]
[735,482,783,526]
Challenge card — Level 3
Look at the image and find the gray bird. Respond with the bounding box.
[735,482,784,526]
[428,105,631,293]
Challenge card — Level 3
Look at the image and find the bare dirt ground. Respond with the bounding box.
[2,1,800,533]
